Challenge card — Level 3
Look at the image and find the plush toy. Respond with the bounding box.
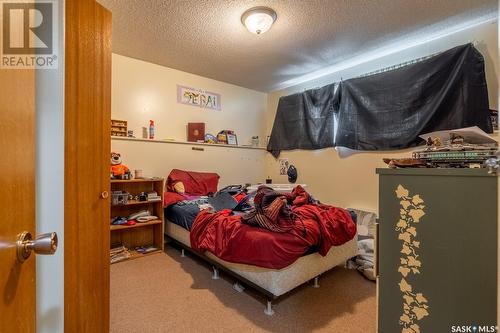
[110,152,131,179]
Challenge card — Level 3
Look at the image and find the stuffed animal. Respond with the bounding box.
[110,152,131,179]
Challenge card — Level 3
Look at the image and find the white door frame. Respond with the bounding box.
[35,0,65,332]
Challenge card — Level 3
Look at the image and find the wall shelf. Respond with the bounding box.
[111,136,267,150]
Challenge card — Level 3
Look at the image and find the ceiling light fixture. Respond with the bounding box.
[241,7,277,35]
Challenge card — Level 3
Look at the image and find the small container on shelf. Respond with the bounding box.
[251,136,259,147]
[111,191,129,205]
[149,120,155,139]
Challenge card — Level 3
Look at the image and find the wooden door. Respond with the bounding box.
[0,70,36,330]
[64,0,111,332]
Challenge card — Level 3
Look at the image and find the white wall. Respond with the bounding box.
[265,20,499,213]
[112,54,267,145]
[36,0,64,332]
[111,54,268,185]
[112,139,266,187]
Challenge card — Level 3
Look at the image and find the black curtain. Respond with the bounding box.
[267,83,336,158]
[334,43,492,150]
[267,43,492,156]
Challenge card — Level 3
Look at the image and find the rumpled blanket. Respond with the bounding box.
[241,185,310,233]
[190,186,357,269]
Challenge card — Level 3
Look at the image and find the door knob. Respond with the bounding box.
[16,231,58,263]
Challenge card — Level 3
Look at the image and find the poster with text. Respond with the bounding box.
[177,85,221,111]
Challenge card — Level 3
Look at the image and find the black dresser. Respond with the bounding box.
[377,168,497,333]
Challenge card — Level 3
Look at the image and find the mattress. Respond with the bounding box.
[165,220,358,297]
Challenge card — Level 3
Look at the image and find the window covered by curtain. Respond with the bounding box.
[334,43,492,150]
[267,43,492,156]
[267,83,337,158]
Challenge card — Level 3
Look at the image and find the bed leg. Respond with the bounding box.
[313,276,320,288]
[233,282,245,293]
[264,299,275,316]
[180,248,186,257]
[211,266,220,280]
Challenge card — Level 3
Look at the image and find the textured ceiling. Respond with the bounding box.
[98,0,497,92]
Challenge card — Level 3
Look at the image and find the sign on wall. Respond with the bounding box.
[177,85,221,111]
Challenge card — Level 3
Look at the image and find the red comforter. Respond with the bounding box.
[190,187,357,269]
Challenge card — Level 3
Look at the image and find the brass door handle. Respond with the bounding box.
[17,231,58,263]
[101,191,109,199]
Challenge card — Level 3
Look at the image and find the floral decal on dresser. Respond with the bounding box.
[395,185,429,333]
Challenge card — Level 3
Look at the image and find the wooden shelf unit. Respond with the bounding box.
[110,178,164,264]
[111,119,128,137]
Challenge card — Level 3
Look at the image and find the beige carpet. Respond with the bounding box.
[110,247,376,333]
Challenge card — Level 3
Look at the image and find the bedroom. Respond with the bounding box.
[0,0,499,332]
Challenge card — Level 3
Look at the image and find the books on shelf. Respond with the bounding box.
[110,245,130,264]
[146,191,161,201]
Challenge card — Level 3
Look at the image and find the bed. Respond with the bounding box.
[162,170,358,315]
[165,220,357,315]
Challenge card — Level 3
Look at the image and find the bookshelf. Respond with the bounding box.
[110,178,164,263]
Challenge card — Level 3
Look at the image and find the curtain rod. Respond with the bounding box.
[355,52,440,78]
[304,40,479,91]
[355,40,478,79]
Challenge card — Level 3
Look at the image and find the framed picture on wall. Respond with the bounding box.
[227,133,238,145]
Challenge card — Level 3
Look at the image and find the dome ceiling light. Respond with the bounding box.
[241,7,277,35]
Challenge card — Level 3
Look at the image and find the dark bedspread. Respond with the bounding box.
[165,192,240,230]
[165,200,203,230]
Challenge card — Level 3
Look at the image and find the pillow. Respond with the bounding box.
[166,169,220,196]
[348,208,376,239]
[173,182,185,194]
[163,192,186,207]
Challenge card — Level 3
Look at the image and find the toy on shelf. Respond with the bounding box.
[110,152,131,179]
[204,133,217,144]
[217,130,237,145]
